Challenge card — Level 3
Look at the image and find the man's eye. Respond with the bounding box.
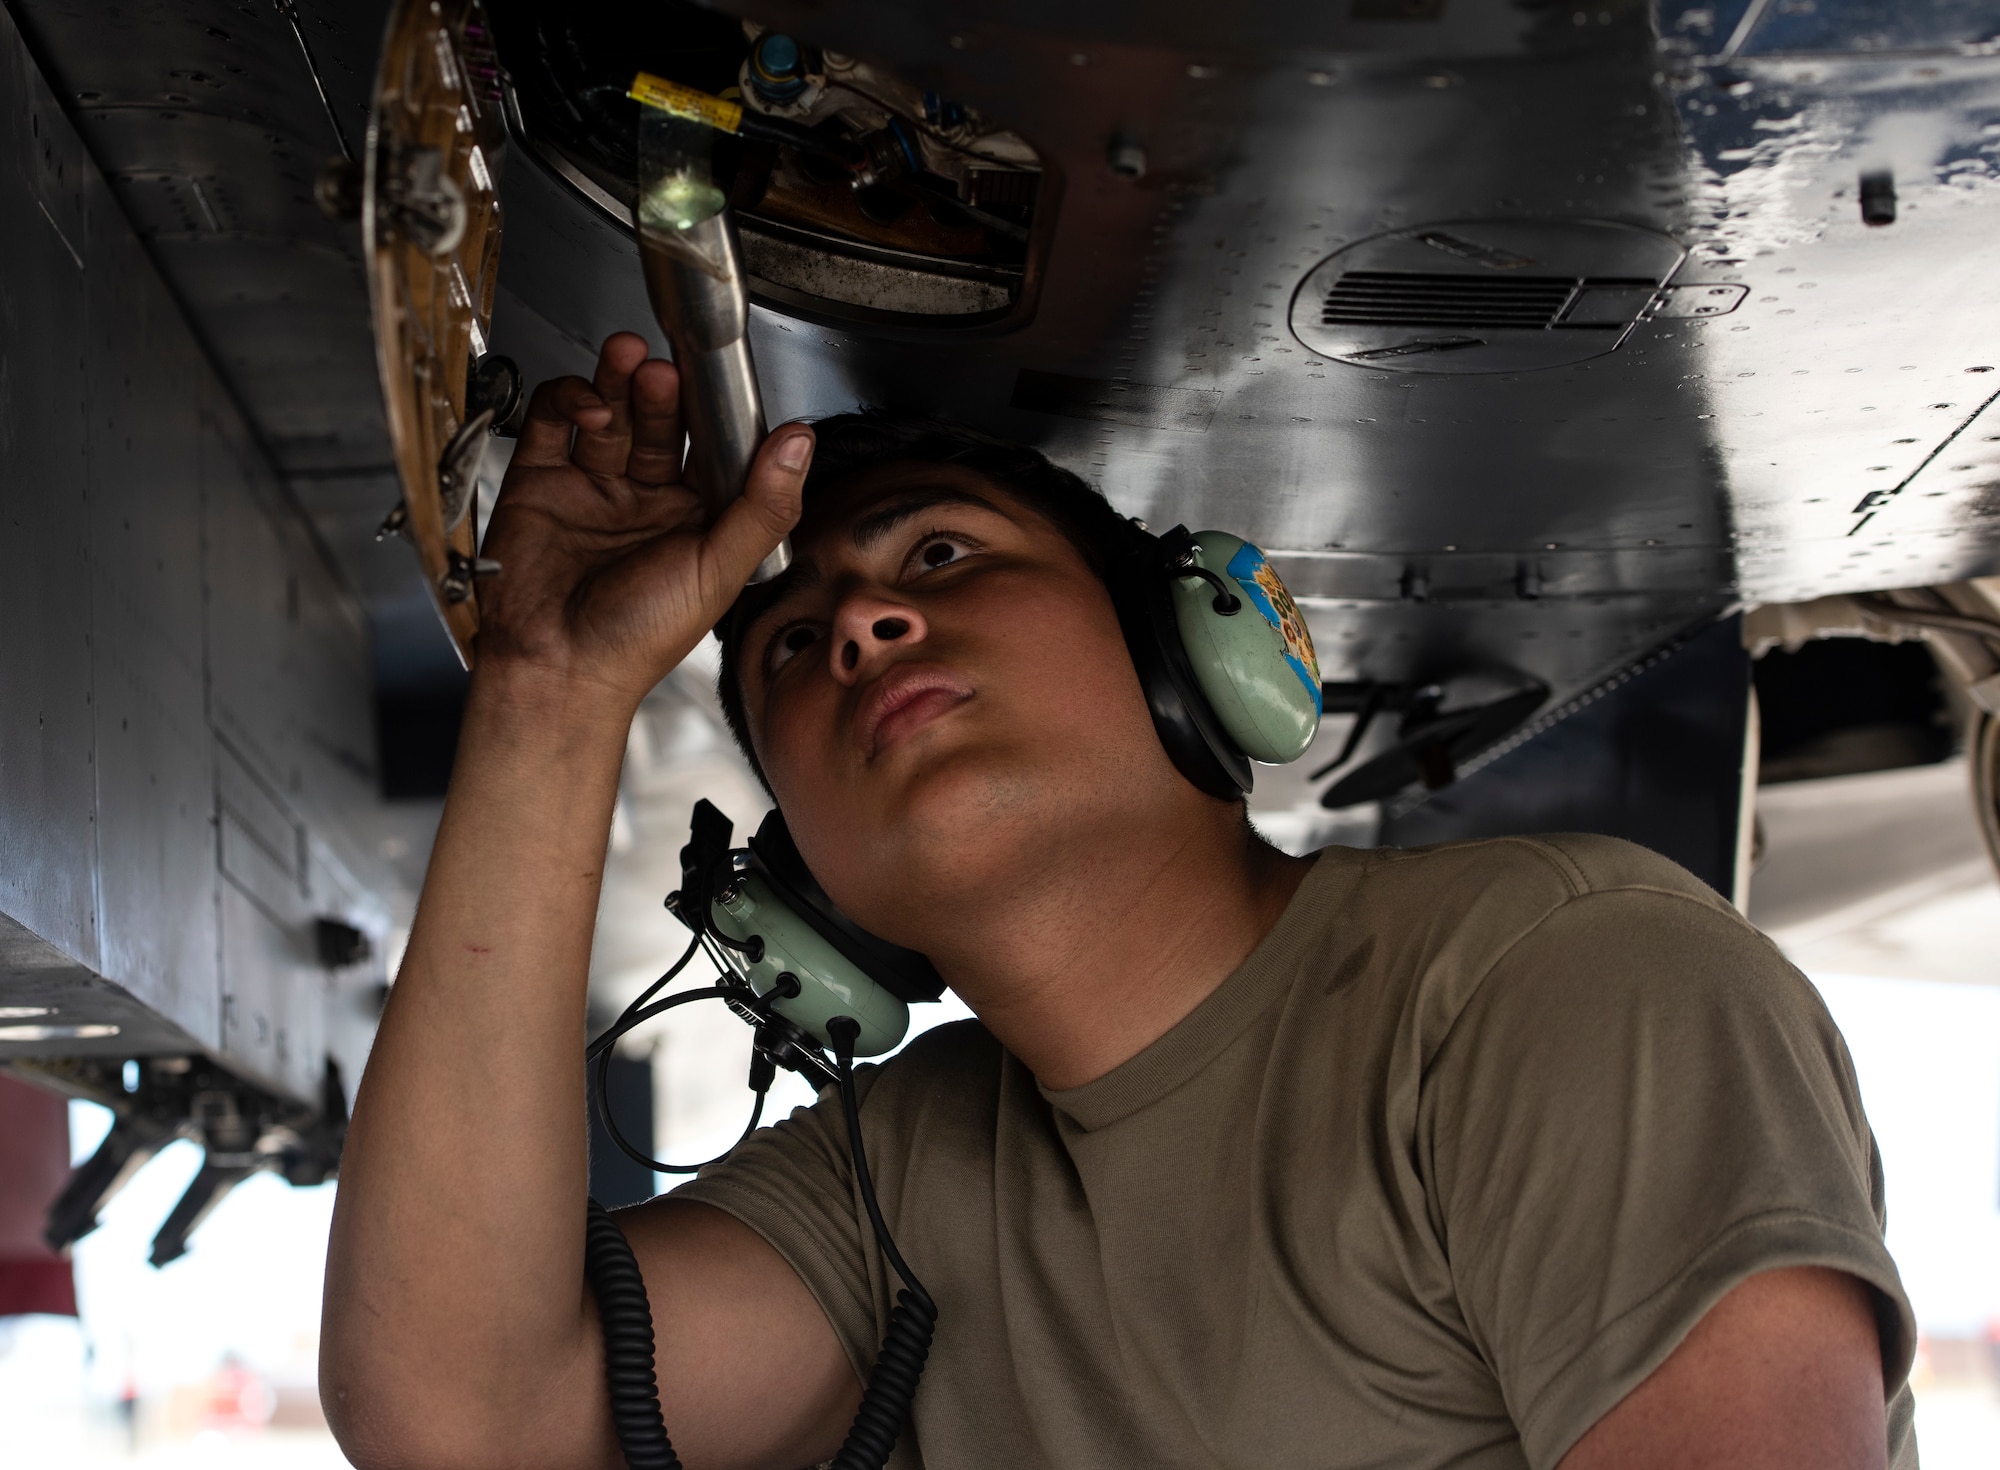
[769,623,820,672]
[914,535,969,572]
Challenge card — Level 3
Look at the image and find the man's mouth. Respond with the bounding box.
[857,664,975,760]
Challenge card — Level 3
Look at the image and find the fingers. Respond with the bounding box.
[569,333,652,479]
[513,376,611,468]
[626,358,685,488]
[702,424,813,590]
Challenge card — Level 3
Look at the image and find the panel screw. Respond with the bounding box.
[314,155,361,221]
[1107,137,1147,179]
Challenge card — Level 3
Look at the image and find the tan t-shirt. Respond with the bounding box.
[679,834,1918,1469]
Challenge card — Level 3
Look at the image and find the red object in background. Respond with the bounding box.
[202,1354,276,1430]
[0,1073,79,1317]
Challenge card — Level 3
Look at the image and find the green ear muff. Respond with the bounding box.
[672,802,931,1059]
[708,866,911,1057]
[1167,530,1323,764]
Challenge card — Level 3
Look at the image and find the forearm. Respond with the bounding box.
[322,668,634,1461]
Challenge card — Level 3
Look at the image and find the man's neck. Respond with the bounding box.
[912,816,1313,1091]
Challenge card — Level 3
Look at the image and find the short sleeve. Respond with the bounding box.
[672,1019,1004,1391]
[674,1071,884,1383]
[1418,886,1917,1470]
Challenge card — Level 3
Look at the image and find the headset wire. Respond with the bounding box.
[824,1017,938,1470]
[584,909,938,1470]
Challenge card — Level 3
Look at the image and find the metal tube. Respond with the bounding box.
[638,212,790,583]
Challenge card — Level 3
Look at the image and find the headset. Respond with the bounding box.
[1111,520,1325,801]
[581,521,1322,1470]
[711,519,1323,1057]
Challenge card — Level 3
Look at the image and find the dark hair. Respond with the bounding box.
[714,409,1134,784]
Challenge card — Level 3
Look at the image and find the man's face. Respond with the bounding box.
[736,462,1196,944]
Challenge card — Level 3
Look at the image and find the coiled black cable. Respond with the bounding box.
[826,1016,937,1470]
[833,1290,937,1469]
[582,1013,936,1470]
[584,1198,680,1470]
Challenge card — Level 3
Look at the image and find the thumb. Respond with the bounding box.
[703,423,812,588]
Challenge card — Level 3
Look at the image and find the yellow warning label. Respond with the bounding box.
[628,72,744,134]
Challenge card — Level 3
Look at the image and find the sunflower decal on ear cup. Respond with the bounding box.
[1227,543,1321,707]
[1169,531,1324,765]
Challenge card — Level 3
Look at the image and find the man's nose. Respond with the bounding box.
[829,592,928,684]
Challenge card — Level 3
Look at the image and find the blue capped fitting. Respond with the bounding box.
[922,90,968,130]
[749,33,808,104]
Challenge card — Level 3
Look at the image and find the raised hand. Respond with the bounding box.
[473,331,810,709]
[327,338,832,1470]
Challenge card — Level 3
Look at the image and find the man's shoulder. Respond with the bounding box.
[888,1015,1002,1071]
[1358,830,1735,922]
[853,1018,1012,1160]
[1304,835,1755,1049]
[865,1016,1005,1103]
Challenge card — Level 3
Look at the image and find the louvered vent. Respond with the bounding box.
[1320,271,1581,329]
[1293,220,1689,373]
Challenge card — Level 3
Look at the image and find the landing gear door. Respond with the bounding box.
[364,0,507,667]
